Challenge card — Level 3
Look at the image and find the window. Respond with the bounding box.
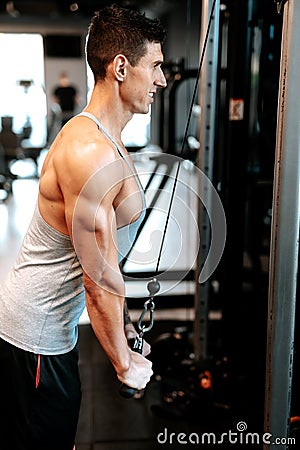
[0,33,47,147]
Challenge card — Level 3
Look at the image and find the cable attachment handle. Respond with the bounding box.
[119,278,160,399]
[119,336,144,398]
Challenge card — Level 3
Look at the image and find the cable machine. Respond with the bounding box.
[147,0,284,422]
[199,0,283,413]
[119,3,298,440]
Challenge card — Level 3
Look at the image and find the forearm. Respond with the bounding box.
[85,279,131,376]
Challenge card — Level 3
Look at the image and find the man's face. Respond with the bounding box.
[121,42,167,115]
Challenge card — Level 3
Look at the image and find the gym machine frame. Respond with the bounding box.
[194,0,220,361]
[264,0,300,447]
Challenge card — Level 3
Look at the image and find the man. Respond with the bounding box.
[48,72,79,142]
[52,72,78,127]
[0,5,166,450]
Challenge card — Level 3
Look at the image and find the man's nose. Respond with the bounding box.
[156,69,167,88]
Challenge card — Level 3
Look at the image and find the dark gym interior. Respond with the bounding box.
[0,1,300,449]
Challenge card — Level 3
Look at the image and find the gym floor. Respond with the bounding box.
[0,157,267,449]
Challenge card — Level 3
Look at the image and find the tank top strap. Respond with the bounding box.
[77,111,127,159]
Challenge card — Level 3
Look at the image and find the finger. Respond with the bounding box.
[142,342,151,357]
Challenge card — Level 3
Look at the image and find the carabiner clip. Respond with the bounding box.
[137,299,155,335]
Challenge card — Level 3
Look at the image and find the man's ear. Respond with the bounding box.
[113,54,128,82]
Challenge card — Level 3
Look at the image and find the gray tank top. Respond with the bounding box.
[0,112,146,355]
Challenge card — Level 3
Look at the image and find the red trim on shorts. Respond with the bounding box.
[35,354,41,388]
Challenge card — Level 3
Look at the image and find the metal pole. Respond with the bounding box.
[264,0,300,447]
[194,0,220,360]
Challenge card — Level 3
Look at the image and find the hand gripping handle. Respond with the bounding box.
[119,279,160,398]
[119,336,143,398]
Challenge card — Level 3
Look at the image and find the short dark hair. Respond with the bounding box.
[86,4,166,81]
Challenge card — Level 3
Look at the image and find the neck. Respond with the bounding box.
[84,83,133,139]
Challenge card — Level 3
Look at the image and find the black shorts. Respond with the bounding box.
[0,337,81,450]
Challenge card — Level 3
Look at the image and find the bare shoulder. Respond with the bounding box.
[38,116,125,236]
[53,117,124,198]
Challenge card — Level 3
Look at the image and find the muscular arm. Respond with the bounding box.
[78,199,131,376]
[60,143,151,388]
